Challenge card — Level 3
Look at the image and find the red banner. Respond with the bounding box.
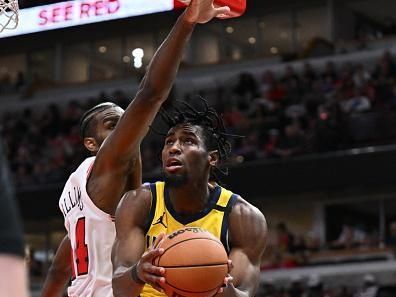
[173,0,186,9]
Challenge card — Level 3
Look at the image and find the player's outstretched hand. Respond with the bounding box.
[184,0,231,24]
[135,233,166,292]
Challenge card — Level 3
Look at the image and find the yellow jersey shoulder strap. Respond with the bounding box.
[214,187,239,253]
[144,182,165,233]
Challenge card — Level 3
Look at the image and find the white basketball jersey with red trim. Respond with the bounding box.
[59,156,115,297]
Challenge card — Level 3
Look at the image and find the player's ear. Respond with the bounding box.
[208,150,219,167]
[84,137,99,153]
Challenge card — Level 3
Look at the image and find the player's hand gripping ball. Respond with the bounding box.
[154,227,229,297]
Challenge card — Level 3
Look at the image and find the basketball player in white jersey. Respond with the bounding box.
[41,1,231,297]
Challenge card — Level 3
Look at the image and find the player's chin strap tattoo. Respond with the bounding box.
[150,96,243,185]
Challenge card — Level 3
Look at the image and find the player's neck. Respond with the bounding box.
[168,179,210,215]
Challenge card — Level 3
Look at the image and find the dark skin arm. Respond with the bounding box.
[87,7,199,215]
[218,198,268,297]
[125,149,142,191]
[111,187,163,297]
[41,235,72,297]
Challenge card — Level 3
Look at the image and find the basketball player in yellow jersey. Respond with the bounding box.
[111,98,268,297]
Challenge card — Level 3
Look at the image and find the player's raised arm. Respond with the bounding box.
[89,0,231,215]
[111,187,164,297]
[220,198,268,297]
[41,235,72,297]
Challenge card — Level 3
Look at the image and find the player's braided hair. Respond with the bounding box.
[153,97,241,182]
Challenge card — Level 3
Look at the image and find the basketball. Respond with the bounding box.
[154,227,229,297]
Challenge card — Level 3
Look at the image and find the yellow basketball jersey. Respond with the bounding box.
[141,181,238,297]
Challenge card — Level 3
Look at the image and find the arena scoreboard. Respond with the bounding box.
[1,0,183,38]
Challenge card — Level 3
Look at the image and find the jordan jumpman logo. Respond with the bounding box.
[153,212,167,228]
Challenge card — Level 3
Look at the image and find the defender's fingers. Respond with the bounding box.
[214,6,230,17]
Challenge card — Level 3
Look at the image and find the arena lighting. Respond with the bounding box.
[122,55,130,63]
[248,37,256,44]
[98,45,107,53]
[0,0,174,38]
[132,48,144,69]
[225,26,234,33]
[270,46,279,54]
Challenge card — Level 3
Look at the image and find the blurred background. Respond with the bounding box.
[2,0,396,296]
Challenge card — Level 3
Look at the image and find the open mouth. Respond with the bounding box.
[165,158,183,172]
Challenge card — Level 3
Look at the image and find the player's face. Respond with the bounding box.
[93,106,124,149]
[162,124,213,187]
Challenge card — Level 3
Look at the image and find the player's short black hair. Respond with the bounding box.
[79,102,119,138]
[156,97,240,181]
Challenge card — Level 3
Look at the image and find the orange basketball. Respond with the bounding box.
[154,227,229,297]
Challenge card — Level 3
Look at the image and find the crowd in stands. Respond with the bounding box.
[2,51,396,188]
[261,219,396,272]
[1,91,133,187]
[257,273,393,297]
[256,220,396,296]
[0,71,26,95]
[261,222,319,271]
[213,50,396,164]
